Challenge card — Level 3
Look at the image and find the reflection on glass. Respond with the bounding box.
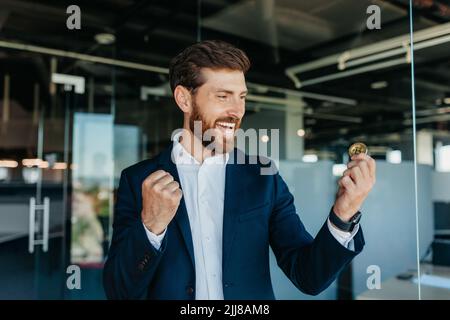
[114,125,140,181]
[71,113,114,264]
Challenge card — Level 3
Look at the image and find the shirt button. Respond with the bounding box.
[206,236,210,241]
[186,287,194,295]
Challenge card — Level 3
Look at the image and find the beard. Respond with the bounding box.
[189,100,241,154]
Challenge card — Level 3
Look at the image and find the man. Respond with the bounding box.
[103,40,376,300]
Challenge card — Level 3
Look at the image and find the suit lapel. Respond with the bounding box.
[158,143,195,269]
[222,148,246,272]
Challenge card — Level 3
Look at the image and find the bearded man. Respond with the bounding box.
[103,40,376,300]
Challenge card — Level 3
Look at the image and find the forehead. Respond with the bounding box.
[199,68,246,91]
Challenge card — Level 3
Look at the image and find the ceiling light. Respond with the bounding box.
[22,158,49,168]
[94,33,116,45]
[371,81,388,89]
[0,160,18,168]
[297,129,305,137]
[53,162,68,170]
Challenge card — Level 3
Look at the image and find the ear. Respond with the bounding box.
[173,85,192,113]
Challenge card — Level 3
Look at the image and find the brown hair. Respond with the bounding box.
[169,40,251,94]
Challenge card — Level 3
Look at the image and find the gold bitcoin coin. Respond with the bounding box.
[348,142,368,157]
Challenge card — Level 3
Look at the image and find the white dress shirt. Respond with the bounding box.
[143,133,359,299]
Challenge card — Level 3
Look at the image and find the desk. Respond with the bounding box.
[357,264,450,300]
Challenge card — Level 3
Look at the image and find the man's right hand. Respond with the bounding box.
[141,170,182,235]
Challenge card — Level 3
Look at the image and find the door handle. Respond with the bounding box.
[28,197,50,253]
[42,197,49,252]
[28,197,36,254]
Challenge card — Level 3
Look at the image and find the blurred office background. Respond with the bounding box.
[0,0,449,299]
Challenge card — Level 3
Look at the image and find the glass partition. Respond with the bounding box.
[200,0,420,299]
[410,0,450,300]
[0,50,49,299]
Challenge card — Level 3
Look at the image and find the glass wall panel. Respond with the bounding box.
[410,0,450,300]
[200,0,420,299]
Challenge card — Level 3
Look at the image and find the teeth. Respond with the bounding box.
[216,122,235,129]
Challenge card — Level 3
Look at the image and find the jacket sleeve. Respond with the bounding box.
[269,171,365,296]
[103,169,167,299]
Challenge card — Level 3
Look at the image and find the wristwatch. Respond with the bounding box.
[329,209,362,232]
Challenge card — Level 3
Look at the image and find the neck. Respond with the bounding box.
[179,126,215,164]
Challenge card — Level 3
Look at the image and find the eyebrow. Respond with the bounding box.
[214,89,248,95]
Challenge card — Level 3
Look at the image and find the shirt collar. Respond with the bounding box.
[171,131,229,166]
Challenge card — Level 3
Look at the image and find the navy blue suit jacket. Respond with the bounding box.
[103,143,365,299]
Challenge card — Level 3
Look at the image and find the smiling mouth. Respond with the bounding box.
[216,121,235,130]
[215,121,236,137]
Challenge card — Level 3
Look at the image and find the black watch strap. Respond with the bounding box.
[329,209,362,232]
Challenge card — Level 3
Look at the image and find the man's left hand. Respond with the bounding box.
[333,153,376,222]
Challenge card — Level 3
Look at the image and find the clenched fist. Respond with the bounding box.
[141,170,182,235]
[333,153,376,222]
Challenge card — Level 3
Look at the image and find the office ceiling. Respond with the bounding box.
[0,0,449,153]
